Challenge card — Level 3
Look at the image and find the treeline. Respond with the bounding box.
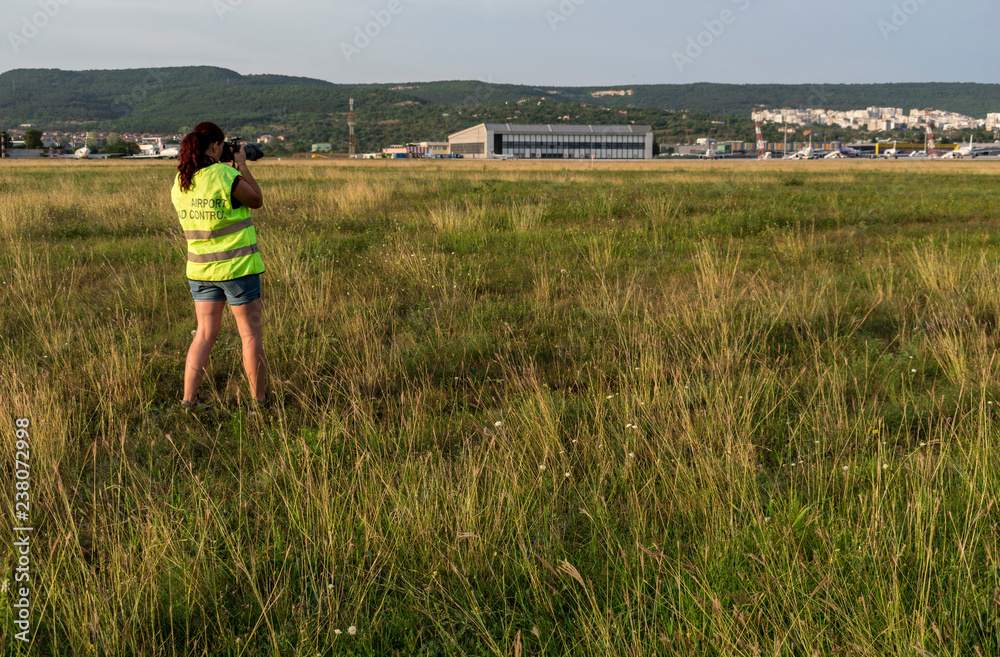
[402,81,1000,119]
[1,67,997,152]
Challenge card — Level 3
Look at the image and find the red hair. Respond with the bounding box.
[177,122,225,192]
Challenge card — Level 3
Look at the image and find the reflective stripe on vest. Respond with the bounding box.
[188,243,259,264]
[183,217,254,241]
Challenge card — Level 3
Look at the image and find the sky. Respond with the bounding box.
[0,0,996,87]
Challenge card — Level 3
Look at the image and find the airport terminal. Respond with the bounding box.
[447,123,654,160]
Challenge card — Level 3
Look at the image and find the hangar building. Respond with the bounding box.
[448,123,654,160]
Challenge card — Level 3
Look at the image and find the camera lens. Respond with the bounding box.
[243,144,264,161]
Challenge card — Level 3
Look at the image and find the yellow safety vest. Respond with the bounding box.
[170,163,265,281]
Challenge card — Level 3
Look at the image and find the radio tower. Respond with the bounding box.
[348,98,356,157]
[754,111,767,159]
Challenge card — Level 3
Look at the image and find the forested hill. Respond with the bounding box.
[404,81,1000,118]
[1,67,999,150]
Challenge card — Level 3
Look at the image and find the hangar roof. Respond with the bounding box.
[485,123,651,135]
[448,123,652,139]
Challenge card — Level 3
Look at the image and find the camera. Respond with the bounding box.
[220,137,264,163]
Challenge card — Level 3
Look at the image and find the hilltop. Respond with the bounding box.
[2,67,999,150]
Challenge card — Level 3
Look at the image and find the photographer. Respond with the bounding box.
[170,121,268,411]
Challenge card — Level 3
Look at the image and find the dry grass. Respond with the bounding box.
[2,159,1000,655]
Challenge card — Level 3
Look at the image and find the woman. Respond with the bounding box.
[170,122,268,410]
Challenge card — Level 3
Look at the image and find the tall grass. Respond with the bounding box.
[2,159,1000,655]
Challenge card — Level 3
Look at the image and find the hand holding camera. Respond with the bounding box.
[220,137,264,165]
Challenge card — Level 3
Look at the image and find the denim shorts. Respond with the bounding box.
[188,274,261,306]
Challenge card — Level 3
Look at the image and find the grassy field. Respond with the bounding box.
[3,158,1000,656]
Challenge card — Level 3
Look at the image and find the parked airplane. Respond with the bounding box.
[785,137,815,160]
[879,141,901,159]
[55,145,121,159]
[824,146,861,159]
[125,138,180,159]
[941,137,976,159]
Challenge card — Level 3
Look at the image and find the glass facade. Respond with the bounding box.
[496,133,647,159]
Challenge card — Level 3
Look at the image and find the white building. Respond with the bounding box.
[448,123,653,160]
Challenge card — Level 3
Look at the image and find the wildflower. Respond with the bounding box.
[327,583,334,591]
[334,629,342,635]
[911,369,917,373]
[607,395,614,399]
[628,452,635,459]
[539,464,547,471]
[494,421,502,427]
[0,579,7,593]
[348,626,357,635]
[882,464,889,470]
[564,472,570,478]
[842,466,849,471]
[919,442,926,447]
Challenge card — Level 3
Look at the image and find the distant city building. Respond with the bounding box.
[757,106,987,131]
[448,123,653,160]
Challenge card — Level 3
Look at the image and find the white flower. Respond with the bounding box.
[628,452,635,458]
[842,466,849,471]
[920,442,926,447]
[348,626,357,635]
[539,464,546,471]
[882,464,889,469]
[327,583,334,591]
[564,472,570,478]
[494,421,502,427]
[334,629,342,635]
[607,395,614,399]
[910,369,917,373]
[0,579,7,593]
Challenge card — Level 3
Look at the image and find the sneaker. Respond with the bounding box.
[179,397,209,412]
[248,395,269,416]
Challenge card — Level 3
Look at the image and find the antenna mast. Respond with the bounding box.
[348,98,356,157]
[754,110,766,159]
[925,114,936,158]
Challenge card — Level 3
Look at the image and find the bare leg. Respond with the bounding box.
[230,298,267,404]
[184,301,225,403]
